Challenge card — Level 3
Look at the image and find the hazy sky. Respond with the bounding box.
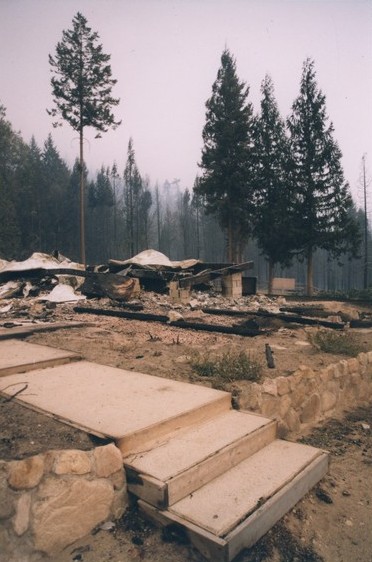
[1,0,371,201]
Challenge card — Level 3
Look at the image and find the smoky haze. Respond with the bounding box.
[1,0,371,198]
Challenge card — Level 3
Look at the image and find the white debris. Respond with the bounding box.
[99,521,115,531]
[37,284,86,303]
[22,281,35,297]
[111,249,199,270]
[0,302,12,313]
[0,281,21,299]
[0,252,84,273]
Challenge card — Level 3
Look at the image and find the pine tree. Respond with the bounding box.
[138,178,152,251]
[196,49,255,262]
[48,12,121,264]
[110,162,120,256]
[254,75,294,294]
[42,134,71,251]
[288,59,360,296]
[123,139,143,256]
[16,137,44,253]
[0,104,22,258]
[87,166,114,261]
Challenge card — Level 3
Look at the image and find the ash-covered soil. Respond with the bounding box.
[1,292,372,562]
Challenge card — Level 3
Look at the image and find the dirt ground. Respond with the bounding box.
[1,293,372,562]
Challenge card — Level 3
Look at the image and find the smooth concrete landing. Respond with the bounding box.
[0,339,80,377]
[0,361,231,452]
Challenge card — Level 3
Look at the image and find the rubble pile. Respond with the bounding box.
[0,251,366,334]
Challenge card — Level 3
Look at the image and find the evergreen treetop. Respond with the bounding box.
[288,58,360,294]
[196,48,255,262]
[48,11,121,264]
[48,12,121,134]
[253,75,294,292]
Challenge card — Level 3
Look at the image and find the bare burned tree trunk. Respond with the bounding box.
[79,126,86,266]
[268,258,274,295]
[306,247,314,296]
[227,215,234,262]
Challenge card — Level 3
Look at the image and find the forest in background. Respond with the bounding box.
[0,102,369,294]
[0,12,368,296]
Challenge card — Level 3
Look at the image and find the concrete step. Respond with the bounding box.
[139,440,329,562]
[125,410,276,508]
[0,339,81,377]
[0,361,231,455]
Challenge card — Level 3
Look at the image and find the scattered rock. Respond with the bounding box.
[315,488,333,504]
[167,311,183,323]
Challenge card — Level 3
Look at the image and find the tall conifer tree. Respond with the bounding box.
[48,12,121,264]
[196,49,255,262]
[42,135,71,251]
[254,75,294,293]
[288,59,360,295]
[123,139,142,256]
[0,105,22,258]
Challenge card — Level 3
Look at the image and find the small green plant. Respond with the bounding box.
[309,329,364,357]
[190,350,262,382]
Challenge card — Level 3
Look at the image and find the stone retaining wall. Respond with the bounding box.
[0,443,128,561]
[239,352,372,436]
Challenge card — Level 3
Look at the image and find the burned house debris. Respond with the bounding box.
[0,249,370,336]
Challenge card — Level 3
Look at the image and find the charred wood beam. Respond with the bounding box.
[350,319,372,328]
[202,308,345,329]
[0,268,88,283]
[178,261,253,288]
[279,306,332,318]
[265,343,275,369]
[127,269,179,281]
[202,308,247,317]
[73,306,262,337]
[115,302,144,311]
[75,307,169,322]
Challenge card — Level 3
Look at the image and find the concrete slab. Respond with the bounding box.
[0,322,95,340]
[0,361,231,454]
[139,451,329,562]
[169,439,324,537]
[126,410,273,481]
[0,340,81,377]
[125,411,276,506]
